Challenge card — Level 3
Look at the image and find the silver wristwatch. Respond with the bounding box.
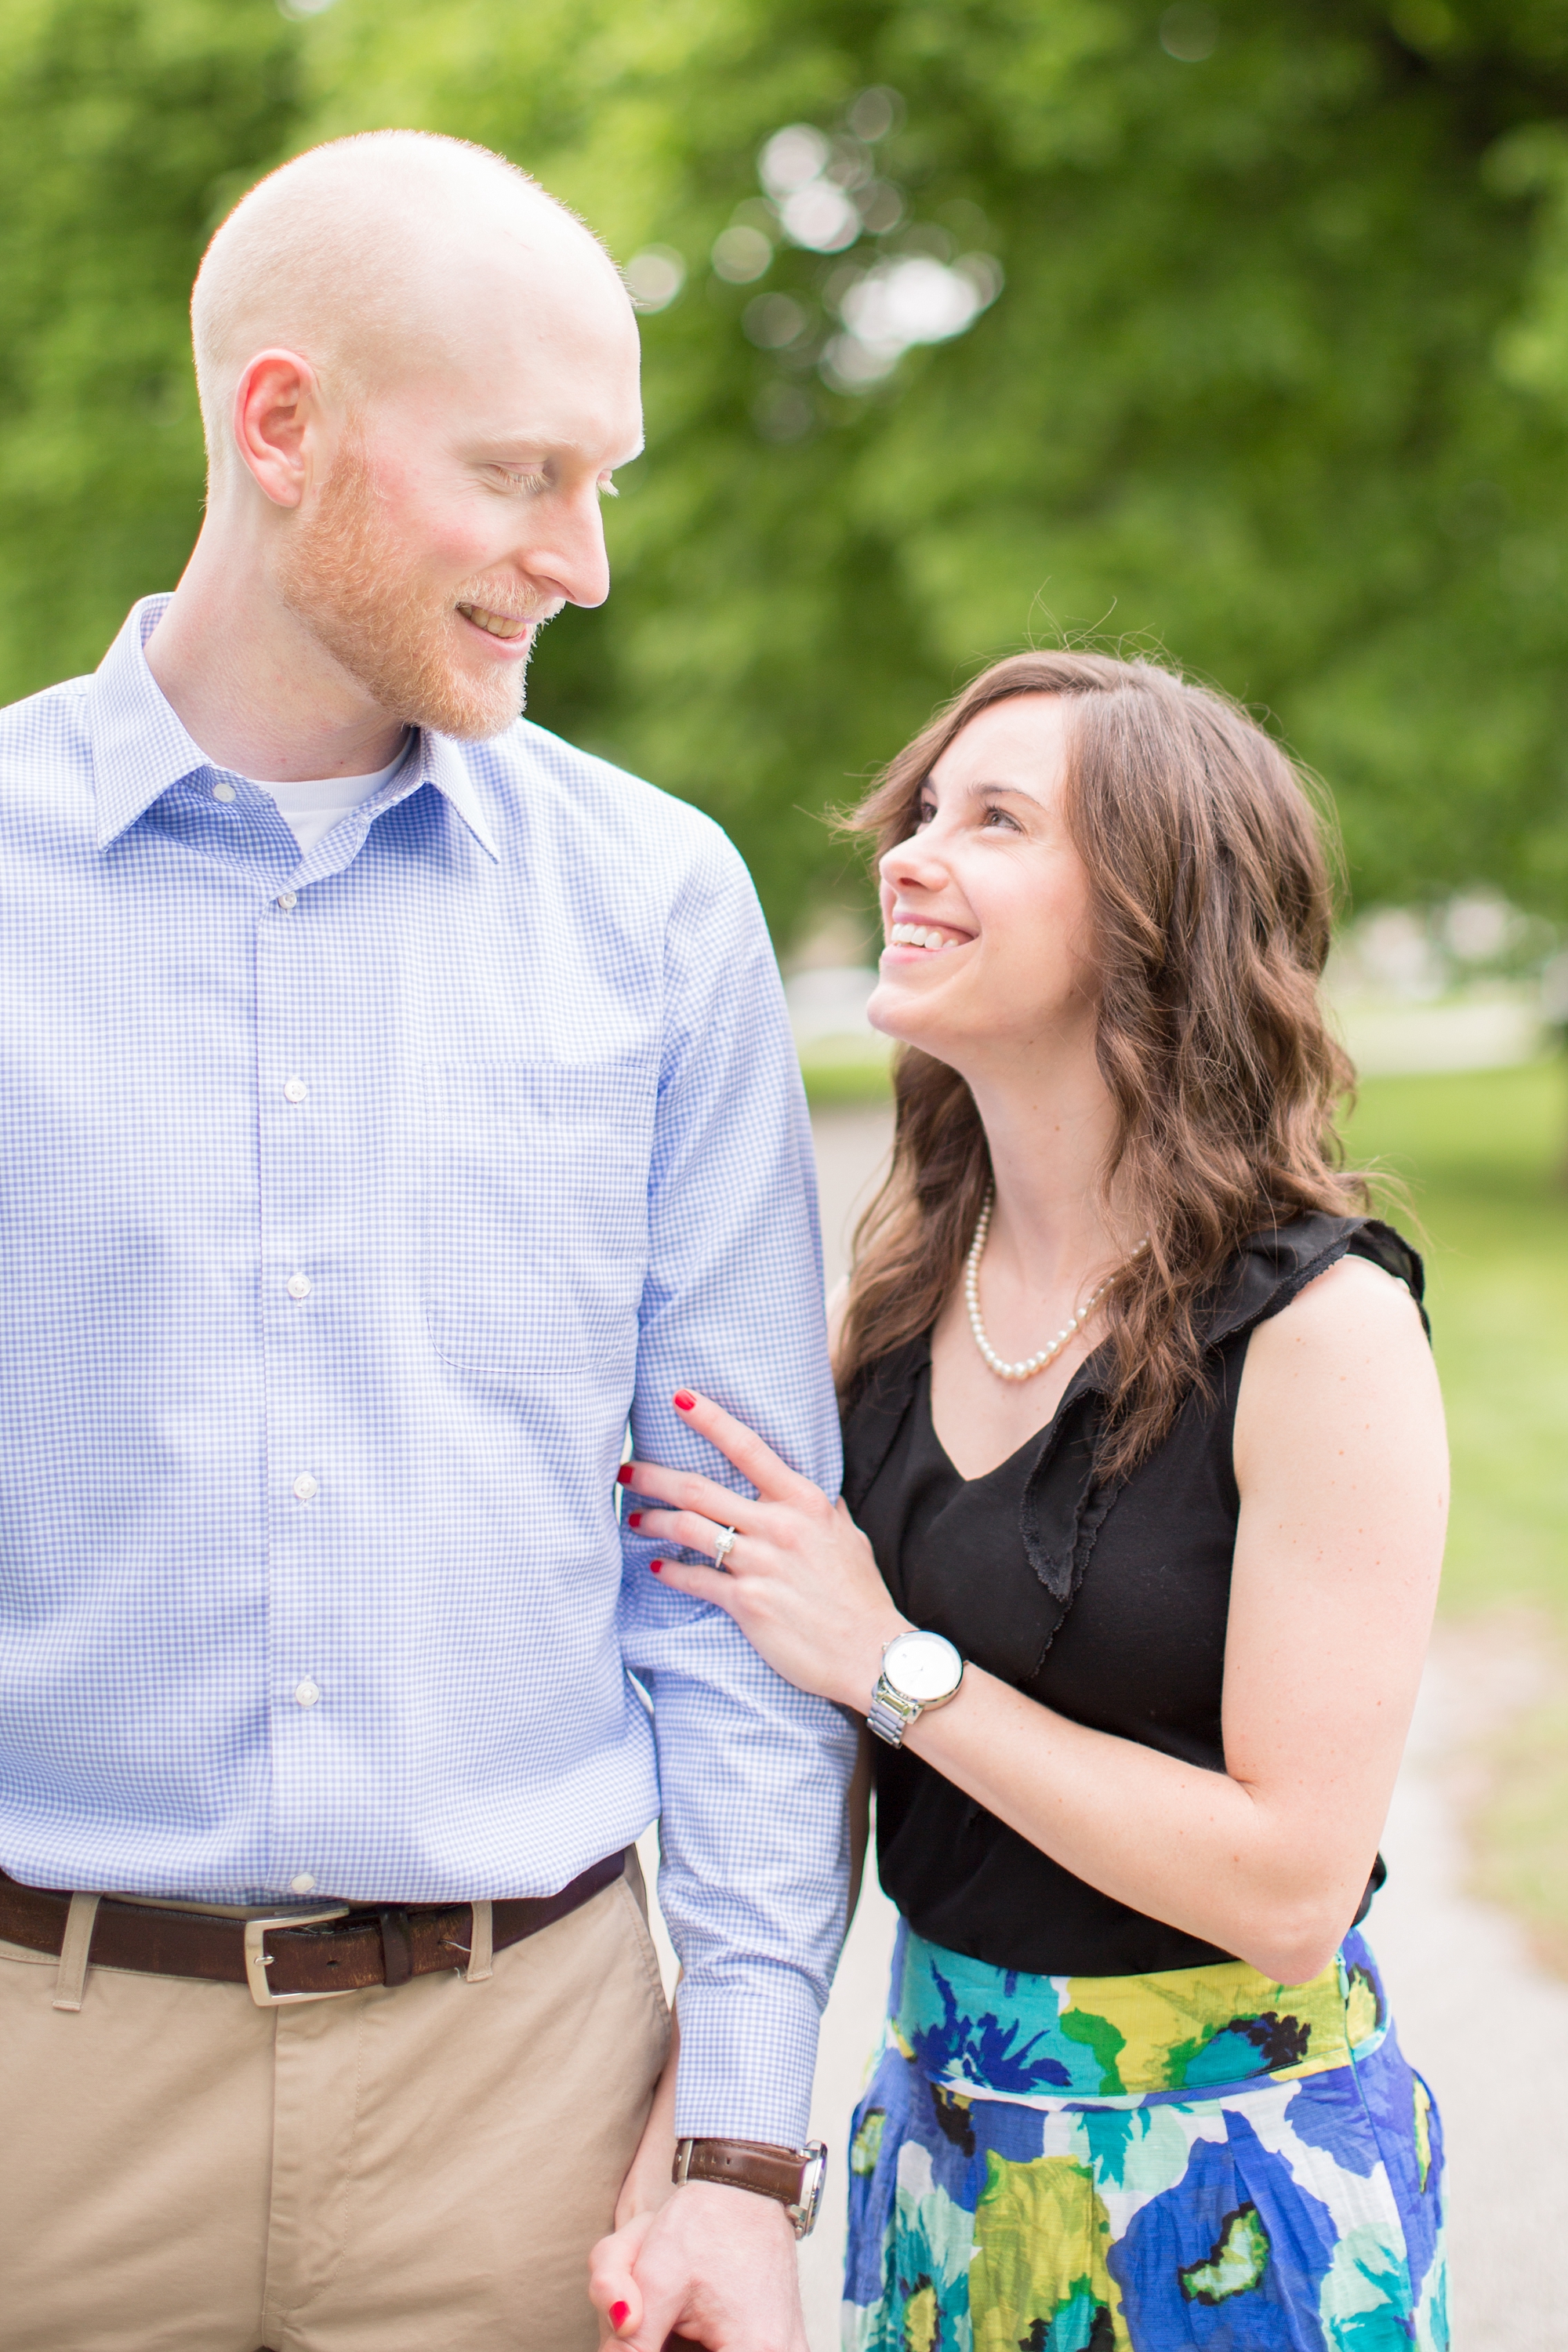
[867,1628,965,1748]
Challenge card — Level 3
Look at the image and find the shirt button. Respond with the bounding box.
[212,781,236,804]
[277,891,298,912]
[286,1273,312,1301]
[292,1472,318,1501]
[289,1873,316,1896]
[294,1679,321,1708]
[283,1077,307,1104]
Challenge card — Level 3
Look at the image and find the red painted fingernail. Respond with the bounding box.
[650,1560,662,1573]
[626,1512,642,1528]
[616,1465,633,1485]
[610,2302,630,2331]
[673,1390,695,1411]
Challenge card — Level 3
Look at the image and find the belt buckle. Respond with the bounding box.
[243,1904,354,2008]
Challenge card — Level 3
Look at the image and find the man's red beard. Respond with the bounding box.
[272,436,541,741]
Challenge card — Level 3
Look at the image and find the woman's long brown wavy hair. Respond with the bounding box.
[837,650,1369,1479]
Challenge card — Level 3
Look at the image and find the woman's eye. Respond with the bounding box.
[981,805,1020,830]
[915,801,936,829]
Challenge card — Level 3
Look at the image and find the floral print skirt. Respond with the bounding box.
[843,1922,1447,2350]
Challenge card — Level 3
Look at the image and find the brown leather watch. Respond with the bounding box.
[671,2137,827,2238]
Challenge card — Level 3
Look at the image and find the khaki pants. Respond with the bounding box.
[0,1862,670,2351]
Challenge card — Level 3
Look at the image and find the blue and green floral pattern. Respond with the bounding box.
[844,1926,1446,2350]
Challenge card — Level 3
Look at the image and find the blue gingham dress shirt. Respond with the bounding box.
[0,597,856,2141]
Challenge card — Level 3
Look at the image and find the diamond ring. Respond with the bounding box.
[712,1524,738,1568]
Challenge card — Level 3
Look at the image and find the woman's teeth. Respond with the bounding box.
[889,922,961,952]
[458,603,528,640]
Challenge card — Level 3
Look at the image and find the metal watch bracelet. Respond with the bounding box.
[866,1683,921,1746]
[672,2136,827,2238]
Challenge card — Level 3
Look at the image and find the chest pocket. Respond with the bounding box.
[421,1054,654,1377]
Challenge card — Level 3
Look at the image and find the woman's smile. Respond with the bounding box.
[882,917,975,959]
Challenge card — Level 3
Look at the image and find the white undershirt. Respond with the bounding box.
[250,738,412,857]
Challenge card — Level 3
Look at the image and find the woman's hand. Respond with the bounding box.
[622,1389,909,1712]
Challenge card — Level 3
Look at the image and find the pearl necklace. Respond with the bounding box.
[964,1191,1151,1383]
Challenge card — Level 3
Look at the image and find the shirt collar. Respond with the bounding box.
[87,595,501,862]
[406,724,500,862]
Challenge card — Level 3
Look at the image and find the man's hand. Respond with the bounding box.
[590,2180,808,2351]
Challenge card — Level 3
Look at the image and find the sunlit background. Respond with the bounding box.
[4,3,1568,2333]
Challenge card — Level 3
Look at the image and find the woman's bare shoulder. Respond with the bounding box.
[1235,1242,1444,1489]
[1249,1243,1428,1363]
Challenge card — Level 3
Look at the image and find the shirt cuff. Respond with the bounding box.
[672,1963,825,2146]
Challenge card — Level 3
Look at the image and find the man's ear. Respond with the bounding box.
[230,347,320,509]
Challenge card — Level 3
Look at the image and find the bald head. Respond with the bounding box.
[170,130,642,747]
[192,131,631,487]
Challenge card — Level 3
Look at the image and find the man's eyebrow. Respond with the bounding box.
[469,435,646,467]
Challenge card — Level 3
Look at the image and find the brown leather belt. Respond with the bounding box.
[0,1849,626,2004]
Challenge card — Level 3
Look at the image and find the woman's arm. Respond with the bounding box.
[632,1254,1446,1985]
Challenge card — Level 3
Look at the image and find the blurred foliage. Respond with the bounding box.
[0,0,300,699]
[7,2,1568,942]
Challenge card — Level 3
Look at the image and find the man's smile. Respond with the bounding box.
[456,601,532,641]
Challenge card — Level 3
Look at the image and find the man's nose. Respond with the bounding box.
[521,486,612,612]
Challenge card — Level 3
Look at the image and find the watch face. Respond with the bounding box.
[884,1629,964,1703]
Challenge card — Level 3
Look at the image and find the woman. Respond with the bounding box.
[622,652,1448,2350]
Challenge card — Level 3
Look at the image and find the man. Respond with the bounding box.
[0,131,855,2352]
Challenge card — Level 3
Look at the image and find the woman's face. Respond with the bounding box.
[867,693,1100,1071]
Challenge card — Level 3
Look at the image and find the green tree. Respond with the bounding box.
[0,0,303,699]
[7,0,1568,946]
[294,0,1568,937]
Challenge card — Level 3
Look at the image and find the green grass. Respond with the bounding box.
[1472,1689,1568,1976]
[1346,1062,1568,1620]
[1345,1061,1568,1966]
[800,1055,894,1107]
[800,1044,892,1105]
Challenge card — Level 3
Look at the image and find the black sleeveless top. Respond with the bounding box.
[842,1213,1425,1978]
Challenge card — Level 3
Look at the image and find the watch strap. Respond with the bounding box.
[673,2136,826,2236]
[867,1679,921,1748]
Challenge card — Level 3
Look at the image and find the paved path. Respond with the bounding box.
[656,1108,1568,2346]
[1367,1639,1568,2351]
